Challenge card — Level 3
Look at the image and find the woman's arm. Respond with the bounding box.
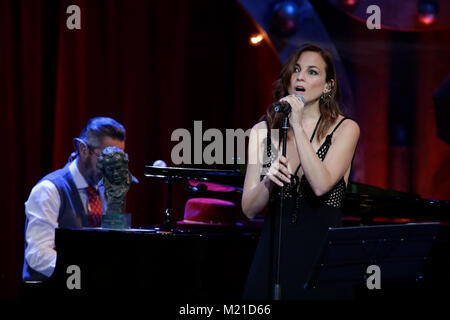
[241,122,291,219]
[292,119,360,196]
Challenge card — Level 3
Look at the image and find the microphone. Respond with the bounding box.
[273,94,305,113]
[152,160,167,167]
[296,94,306,104]
[273,101,291,113]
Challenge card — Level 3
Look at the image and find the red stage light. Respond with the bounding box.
[417,0,439,26]
[418,12,436,25]
[345,0,357,6]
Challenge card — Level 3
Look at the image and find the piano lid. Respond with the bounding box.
[144,166,449,221]
[344,182,450,222]
[144,165,244,187]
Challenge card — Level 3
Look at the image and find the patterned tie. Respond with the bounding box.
[86,186,103,227]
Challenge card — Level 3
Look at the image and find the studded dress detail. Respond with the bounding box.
[243,117,354,300]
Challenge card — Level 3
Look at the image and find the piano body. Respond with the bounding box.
[44,228,259,300]
[22,167,450,302]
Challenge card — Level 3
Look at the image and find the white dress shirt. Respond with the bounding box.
[24,159,104,278]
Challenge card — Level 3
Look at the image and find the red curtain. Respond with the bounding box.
[1,0,449,300]
[312,0,450,199]
[0,0,281,299]
[414,31,450,199]
[352,25,450,199]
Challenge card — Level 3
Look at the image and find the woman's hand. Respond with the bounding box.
[265,155,291,187]
[279,94,305,129]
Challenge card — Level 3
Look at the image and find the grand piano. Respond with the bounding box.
[22,166,450,303]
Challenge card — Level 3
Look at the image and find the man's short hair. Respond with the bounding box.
[79,117,126,148]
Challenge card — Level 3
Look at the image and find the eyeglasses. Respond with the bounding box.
[73,138,102,157]
[88,146,102,157]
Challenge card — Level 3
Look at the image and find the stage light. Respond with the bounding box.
[418,13,436,25]
[249,33,264,46]
[344,0,357,6]
[337,0,357,7]
[417,0,439,25]
[270,1,301,36]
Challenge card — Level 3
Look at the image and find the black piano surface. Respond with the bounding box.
[42,227,259,301]
[33,225,449,303]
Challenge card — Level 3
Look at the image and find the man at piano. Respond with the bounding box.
[22,117,126,281]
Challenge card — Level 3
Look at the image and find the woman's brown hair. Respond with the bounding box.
[266,43,344,142]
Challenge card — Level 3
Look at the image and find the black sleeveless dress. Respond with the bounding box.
[243,117,354,300]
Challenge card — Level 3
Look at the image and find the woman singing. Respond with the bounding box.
[242,43,360,300]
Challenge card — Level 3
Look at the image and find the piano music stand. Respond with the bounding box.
[144,166,243,231]
[304,223,439,290]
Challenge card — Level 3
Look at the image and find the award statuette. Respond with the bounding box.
[97,146,138,229]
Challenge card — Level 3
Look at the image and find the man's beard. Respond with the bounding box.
[80,156,102,185]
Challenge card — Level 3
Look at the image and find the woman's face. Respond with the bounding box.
[288,51,330,103]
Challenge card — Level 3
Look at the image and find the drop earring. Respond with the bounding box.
[320,89,331,101]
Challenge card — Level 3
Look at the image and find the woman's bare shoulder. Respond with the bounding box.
[341,117,359,132]
[334,116,360,139]
[252,120,268,130]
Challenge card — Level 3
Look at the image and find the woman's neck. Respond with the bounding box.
[302,101,321,125]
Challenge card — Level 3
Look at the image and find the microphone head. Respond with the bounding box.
[152,160,167,167]
[295,94,306,104]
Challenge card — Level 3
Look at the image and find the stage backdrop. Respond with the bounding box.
[1,0,449,300]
